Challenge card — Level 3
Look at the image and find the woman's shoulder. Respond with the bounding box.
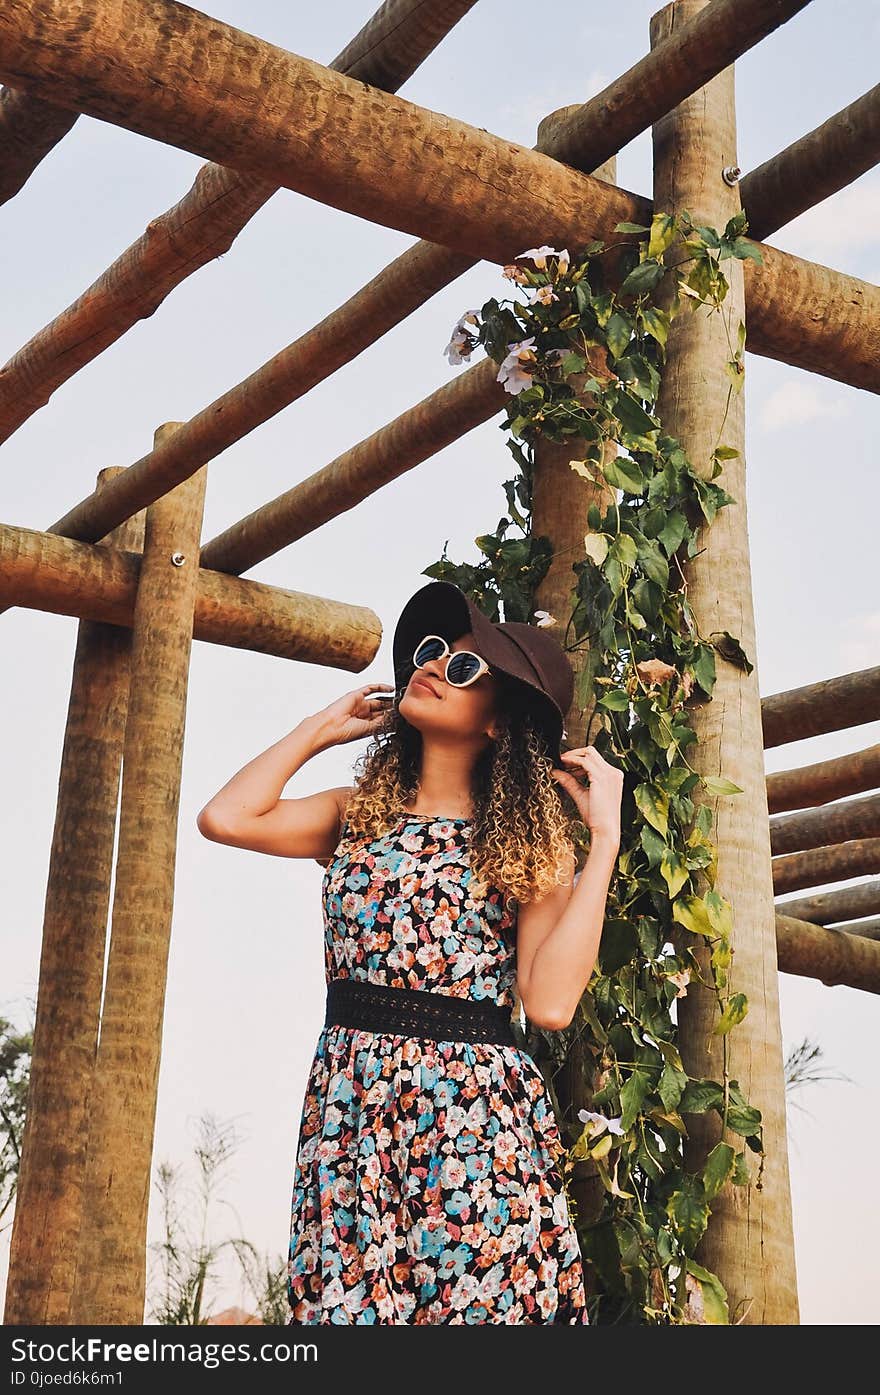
[313,785,358,868]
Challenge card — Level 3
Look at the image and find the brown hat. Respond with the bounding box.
[392,580,574,764]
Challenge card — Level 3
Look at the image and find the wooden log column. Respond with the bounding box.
[4,468,144,1325]
[650,0,799,1324]
[68,425,207,1324]
[530,113,619,1254]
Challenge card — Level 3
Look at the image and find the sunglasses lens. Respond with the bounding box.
[414,637,446,666]
[447,652,482,686]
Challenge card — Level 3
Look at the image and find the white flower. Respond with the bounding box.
[533,609,557,628]
[518,245,564,270]
[578,1108,625,1137]
[496,336,537,395]
[529,284,558,306]
[443,310,480,365]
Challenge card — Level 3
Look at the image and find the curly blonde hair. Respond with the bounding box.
[342,672,580,915]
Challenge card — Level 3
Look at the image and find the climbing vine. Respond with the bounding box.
[429,210,765,1324]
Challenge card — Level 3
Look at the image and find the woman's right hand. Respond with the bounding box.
[316,682,396,746]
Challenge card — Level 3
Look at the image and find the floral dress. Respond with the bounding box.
[286,812,589,1324]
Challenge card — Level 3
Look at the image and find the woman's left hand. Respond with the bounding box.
[552,745,623,847]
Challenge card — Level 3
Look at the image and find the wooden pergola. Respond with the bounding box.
[1,0,877,1327]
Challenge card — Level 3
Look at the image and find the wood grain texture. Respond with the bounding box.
[4,468,143,1325]
[650,0,798,1325]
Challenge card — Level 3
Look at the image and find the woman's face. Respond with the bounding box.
[399,629,498,748]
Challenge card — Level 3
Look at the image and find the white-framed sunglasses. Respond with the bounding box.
[412,634,492,688]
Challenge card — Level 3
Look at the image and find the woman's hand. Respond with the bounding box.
[552,745,623,847]
[316,682,396,746]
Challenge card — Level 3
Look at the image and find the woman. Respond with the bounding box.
[198,579,623,1324]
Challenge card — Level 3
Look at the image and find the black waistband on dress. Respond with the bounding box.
[323,976,517,1046]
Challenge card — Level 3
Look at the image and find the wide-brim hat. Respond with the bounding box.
[391,580,574,765]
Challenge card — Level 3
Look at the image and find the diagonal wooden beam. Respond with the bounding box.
[0,82,76,203]
[12,3,873,414]
[0,0,479,442]
[2,0,877,572]
[740,83,880,242]
[200,357,508,575]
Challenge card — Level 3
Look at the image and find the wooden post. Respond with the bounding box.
[650,0,798,1323]
[4,468,144,1324]
[531,115,619,1250]
[69,426,207,1323]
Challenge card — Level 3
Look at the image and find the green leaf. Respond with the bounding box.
[704,889,733,937]
[592,291,614,327]
[601,454,646,495]
[657,508,688,558]
[619,258,666,297]
[639,540,670,589]
[613,221,650,234]
[667,1177,709,1253]
[660,848,688,898]
[713,444,740,460]
[605,310,633,360]
[714,992,749,1035]
[657,1060,688,1112]
[560,352,588,375]
[619,1068,651,1130]
[679,1078,723,1114]
[701,774,744,797]
[610,531,639,568]
[732,237,763,264]
[684,1259,730,1323]
[640,304,669,348]
[731,1150,751,1186]
[702,1142,736,1199]
[640,823,665,869]
[648,212,677,261]
[614,389,659,438]
[597,687,630,711]
[599,918,640,975]
[634,783,669,837]
[725,358,746,392]
[672,894,715,938]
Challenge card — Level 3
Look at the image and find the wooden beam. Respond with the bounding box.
[767,743,880,814]
[200,357,507,576]
[775,913,880,994]
[2,1,873,413]
[769,792,880,856]
[0,519,381,668]
[827,916,880,941]
[0,83,76,203]
[0,0,479,442]
[650,0,797,1325]
[740,83,880,242]
[762,666,880,748]
[772,838,880,895]
[68,424,206,1323]
[3,468,142,1325]
[777,877,880,927]
[538,0,812,173]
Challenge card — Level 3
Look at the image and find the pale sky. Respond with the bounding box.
[2,0,878,1325]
